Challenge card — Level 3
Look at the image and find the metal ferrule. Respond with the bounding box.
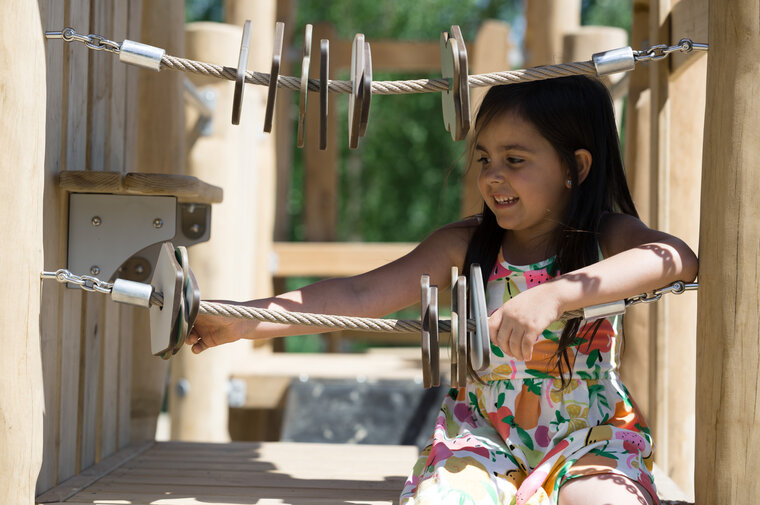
[119,39,165,71]
[592,46,635,76]
[112,278,155,308]
[582,299,627,321]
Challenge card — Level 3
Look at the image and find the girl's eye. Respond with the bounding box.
[476,156,489,166]
[506,156,524,164]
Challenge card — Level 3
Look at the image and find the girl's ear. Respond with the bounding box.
[573,149,592,184]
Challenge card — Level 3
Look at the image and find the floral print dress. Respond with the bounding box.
[400,253,658,505]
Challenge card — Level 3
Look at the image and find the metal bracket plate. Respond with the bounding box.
[68,193,176,282]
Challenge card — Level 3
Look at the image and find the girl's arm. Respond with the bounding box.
[187,220,475,353]
[489,213,699,360]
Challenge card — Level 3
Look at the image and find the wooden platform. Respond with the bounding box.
[37,441,418,505]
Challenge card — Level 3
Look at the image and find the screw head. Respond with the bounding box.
[90,266,100,275]
[153,218,163,229]
[91,216,102,226]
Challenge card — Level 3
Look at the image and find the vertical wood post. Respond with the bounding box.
[524,0,581,67]
[169,16,275,441]
[223,0,277,300]
[130,1,185,441]
[0,3,46,503]
[621,0,652,423]
[696,1,760,503]
[561,26,628,128]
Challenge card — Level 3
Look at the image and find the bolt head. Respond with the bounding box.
[153,218,163,229]
[91,216,102,226]
[90,266,100,275]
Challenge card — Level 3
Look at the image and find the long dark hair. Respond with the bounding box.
[463,76,638,384]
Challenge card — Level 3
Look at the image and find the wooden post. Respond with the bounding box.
[130,1,185,441]
[524,0,581,67]
[0,3,46,503]
[223,0,277,300]
[621,0,652,424]
[696,1,760,503]
[562,26,628,129]
[169,18,275,441]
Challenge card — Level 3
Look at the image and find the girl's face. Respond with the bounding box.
[476,111,571,252]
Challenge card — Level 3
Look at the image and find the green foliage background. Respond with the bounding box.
[187,0,630,244]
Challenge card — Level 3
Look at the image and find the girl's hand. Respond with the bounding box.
[487,284,563,361]
[186,311,245,354]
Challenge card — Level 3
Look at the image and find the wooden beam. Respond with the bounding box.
[696,1,760,503]
[271,242,416,277]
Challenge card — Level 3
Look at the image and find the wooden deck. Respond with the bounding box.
[37,441,418,505]
[36,439,693,505]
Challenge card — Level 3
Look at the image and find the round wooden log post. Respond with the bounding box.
[524,0,580,67]
[561,26,628,129]
[223,0,277,300]
[696,1,760,503]
[130,1,185,441]
[0,3,46,503]
[169,20,273,441]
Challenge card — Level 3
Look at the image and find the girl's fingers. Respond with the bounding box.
[508,328,525,361]
[522,333,535,361]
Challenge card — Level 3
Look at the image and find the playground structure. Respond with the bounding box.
[1,0,757,504]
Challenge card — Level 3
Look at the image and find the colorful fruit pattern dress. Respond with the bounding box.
[399,253,658,505]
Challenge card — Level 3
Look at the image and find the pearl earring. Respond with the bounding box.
[566,178,573,189]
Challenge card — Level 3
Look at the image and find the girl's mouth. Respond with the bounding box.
[494,195,518,205]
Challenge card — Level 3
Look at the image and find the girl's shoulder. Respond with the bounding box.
[419,217,479,267]
[598,212,672,257]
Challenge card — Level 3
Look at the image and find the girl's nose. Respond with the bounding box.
[484,163,506,184]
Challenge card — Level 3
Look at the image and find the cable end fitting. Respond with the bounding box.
[593,46,636,76]
[120,39,165,71]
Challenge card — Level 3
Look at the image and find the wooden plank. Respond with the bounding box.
[78,293,104,470]
[58,289,83,482]
[60,0,90,477]
[123,0,142,175]
[670,0,708,78]
[87,0,112,172]
[229,350,451,385]
[37,0,66,495]
[695,1,760,504]
[271,242,416,277]
[108,0,128,174]
[116,304,133,449]
[620,0,652,426]
[99,299,120,459]
[62,0,90,172]
[36,441,154,503]
[123,172,223,203]
[648,0,671,481]
[58,171,224,203]
[660,52,705,496]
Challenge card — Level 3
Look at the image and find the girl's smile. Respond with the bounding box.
[476,112,571,256]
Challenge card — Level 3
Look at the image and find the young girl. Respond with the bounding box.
[187,76,698,505]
